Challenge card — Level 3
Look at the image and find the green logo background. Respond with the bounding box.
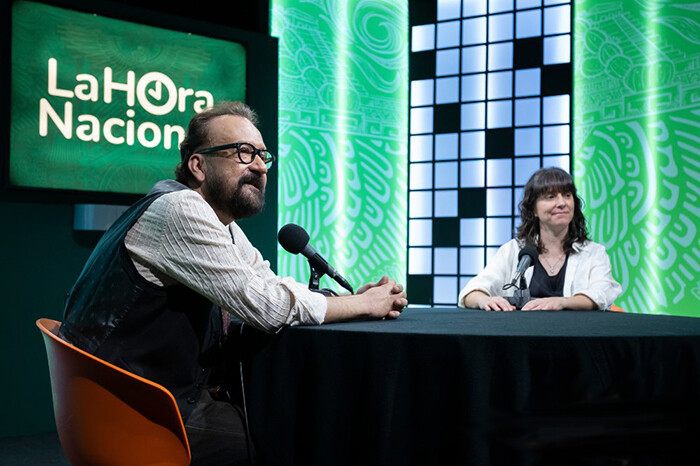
[10,1,246,194]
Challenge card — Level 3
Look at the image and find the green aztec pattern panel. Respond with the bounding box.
[574,0,700,316]
[272,0,408,291]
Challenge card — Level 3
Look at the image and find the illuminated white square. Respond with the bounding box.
[487,217,513,246]
[487,71,513,100]
[544,4,570,35]
[435,133,459,160]
[409,247,432,274]
[461,73,486,102]
[435,190,458,217]
[411,79,434,107]
[515,156,540,185]
[489,13,514,42]
[518,0,542,8]
[488,42,513,70]
[460,131,485,159]
[462,17,487,45]
[515,127,540,156]
[543,95,570,124]
[410,135,433,162]
[434,248,458,274]
[410,107,434,134]
[487,158,513,187]
[515,97,541,126]
[412,24,435,52]
[461,102,486,130]
[436,77,460,104]
[436,49,461,76]
[438,0,462,20]
[487,188,513,216]
[460,159,485,187]
[490,0,514,13]
[543,155,570,172]
[486,247,500,264]
[515,187,525,210]
[462,45,487,73]
[463,0,487,17]
[410,162,433,190]
[434,276,458,304]
[543,124,569,154]
[460,247,485,275]
[515,68,541,97]
[544,34,570,64]
[438,21,461,49]
[487,100,512,129]
[544,0,568,4]
[461,218,485,246]
[409,191,433,218]
[435,161,459,189]
[516,9,541,38]
[409,219,433,246]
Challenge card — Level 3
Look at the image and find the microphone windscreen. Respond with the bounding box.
[519,244,539,261]
[278,223,310,254]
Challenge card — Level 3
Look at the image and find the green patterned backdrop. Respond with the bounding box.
[272,0,408,291]
[574,0,700,316]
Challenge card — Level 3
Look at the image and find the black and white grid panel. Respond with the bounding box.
[408,0,572,305]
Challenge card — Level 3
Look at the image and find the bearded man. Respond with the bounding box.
[60,101,407,466]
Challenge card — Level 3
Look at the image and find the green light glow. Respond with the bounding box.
[272,0,408,291]
[574,0,700,316]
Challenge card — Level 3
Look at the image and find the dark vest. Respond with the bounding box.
[60,186,223,420]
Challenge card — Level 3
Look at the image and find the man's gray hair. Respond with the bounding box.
[175,101,259,185]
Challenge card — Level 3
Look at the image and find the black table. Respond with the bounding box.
[239,307,700,465]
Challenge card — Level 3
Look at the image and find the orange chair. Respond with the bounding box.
[609,304,626,313]
[36,318,191,466]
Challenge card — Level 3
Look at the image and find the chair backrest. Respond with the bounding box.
[36,318,191,466]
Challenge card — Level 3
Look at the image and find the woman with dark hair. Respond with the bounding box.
[458,167,621,311]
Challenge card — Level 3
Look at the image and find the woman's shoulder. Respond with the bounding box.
[573,240,608,255]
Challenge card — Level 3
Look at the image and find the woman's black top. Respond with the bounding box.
[529,255,569,298]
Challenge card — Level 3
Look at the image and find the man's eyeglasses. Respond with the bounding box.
[197,142,275,169]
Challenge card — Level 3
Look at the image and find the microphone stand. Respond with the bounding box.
[308,263,338,297]
[513,275,530,309]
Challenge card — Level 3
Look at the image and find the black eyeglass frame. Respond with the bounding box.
[196,142,275,168]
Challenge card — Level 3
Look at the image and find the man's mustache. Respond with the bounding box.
[238,173,264,191]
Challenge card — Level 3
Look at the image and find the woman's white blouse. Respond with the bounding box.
[457,239,623,310]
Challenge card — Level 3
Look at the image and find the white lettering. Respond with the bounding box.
[103,117,125,144]
[178,88,195,112]
[137,122,162,148]
[47,58,74,98]
[137,72,177,116]
[75,73,99,102]
[163,125,186,150]
[104,67,135,106]
[39,99,72,138]
[193,90,214,113]
[76,114,100,142]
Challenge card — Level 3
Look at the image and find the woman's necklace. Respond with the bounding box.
[541,253,566,275]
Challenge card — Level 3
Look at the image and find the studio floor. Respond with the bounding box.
[0,432,69,465]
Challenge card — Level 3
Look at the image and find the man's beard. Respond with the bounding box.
[205,171,265,220]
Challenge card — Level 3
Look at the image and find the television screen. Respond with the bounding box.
[8,0,248,195]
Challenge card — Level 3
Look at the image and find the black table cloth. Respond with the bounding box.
[238,307,700,465]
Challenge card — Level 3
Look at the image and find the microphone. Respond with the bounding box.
[278,223,354,293]
[504,245,538,290]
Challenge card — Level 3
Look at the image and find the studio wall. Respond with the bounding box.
[574,0,700,316]
[271,0,408,292]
